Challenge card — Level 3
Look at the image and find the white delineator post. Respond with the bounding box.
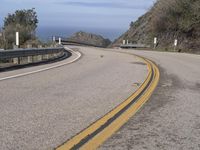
[59,37,61,45]
[174,39,178,51]
[16,32,19,47]
[15,32,20,64]
[154,37,157,49]
[123,40,126,45]
[52,36,56,42]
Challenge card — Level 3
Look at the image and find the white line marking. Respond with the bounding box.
[0,47,81,82]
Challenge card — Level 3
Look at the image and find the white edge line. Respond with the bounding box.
[0,47,81,82]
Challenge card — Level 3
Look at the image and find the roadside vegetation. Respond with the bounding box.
[151,0,200,51]
[0,8,52,50]
[112,0,200,53]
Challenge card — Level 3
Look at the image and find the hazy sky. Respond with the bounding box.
[0,0,155,30]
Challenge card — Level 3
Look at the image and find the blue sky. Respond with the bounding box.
[0,0,155,39]
[0,0,155,28]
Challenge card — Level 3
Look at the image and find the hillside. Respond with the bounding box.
[112,0,200,53]
[67,31,111,48]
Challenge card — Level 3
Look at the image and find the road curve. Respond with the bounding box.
[0,46,148,150]
[101,49,200,150]
[0,48,81,81]
[56,48,159,150]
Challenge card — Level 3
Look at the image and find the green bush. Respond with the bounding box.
[3,8,38,49]
[151,0,200,36]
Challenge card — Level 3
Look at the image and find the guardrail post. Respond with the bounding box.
[42,54,45,60]
[1,47,66,68]
[28,56,32,63]
[18,57,21,64]
[59,38,61,45]
[37,55,42,61]
[13,58,18,64]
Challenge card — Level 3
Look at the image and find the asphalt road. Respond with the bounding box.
[0,46,147,150]
[101,49,200,150]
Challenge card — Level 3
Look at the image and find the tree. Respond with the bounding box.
[3,8,38,49]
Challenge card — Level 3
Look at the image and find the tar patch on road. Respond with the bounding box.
[130,62,146,66]
[132,82,141,87]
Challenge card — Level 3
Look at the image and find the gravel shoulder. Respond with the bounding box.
[100,49,200,150]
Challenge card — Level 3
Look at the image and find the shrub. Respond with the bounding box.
[3,8,38,49]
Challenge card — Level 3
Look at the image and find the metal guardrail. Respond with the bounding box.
[54,36,107,48]
[0,47,65,59]
[120,44,150,49]
[0,46,69,71]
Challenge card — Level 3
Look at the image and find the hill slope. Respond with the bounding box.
[68,31,111,48]
[112,0,200,52]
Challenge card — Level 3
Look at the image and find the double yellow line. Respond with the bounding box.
[57,54,160,150]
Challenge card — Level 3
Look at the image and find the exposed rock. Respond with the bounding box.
[111,0,200,53]
[68,31,111,48]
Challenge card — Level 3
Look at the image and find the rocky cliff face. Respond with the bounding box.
[111,12,151,47]
[68,31,111,48]
[112,0,200,53]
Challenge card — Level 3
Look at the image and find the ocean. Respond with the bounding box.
[36,26,125,42]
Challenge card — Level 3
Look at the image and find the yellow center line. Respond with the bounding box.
[56,54,160,150]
